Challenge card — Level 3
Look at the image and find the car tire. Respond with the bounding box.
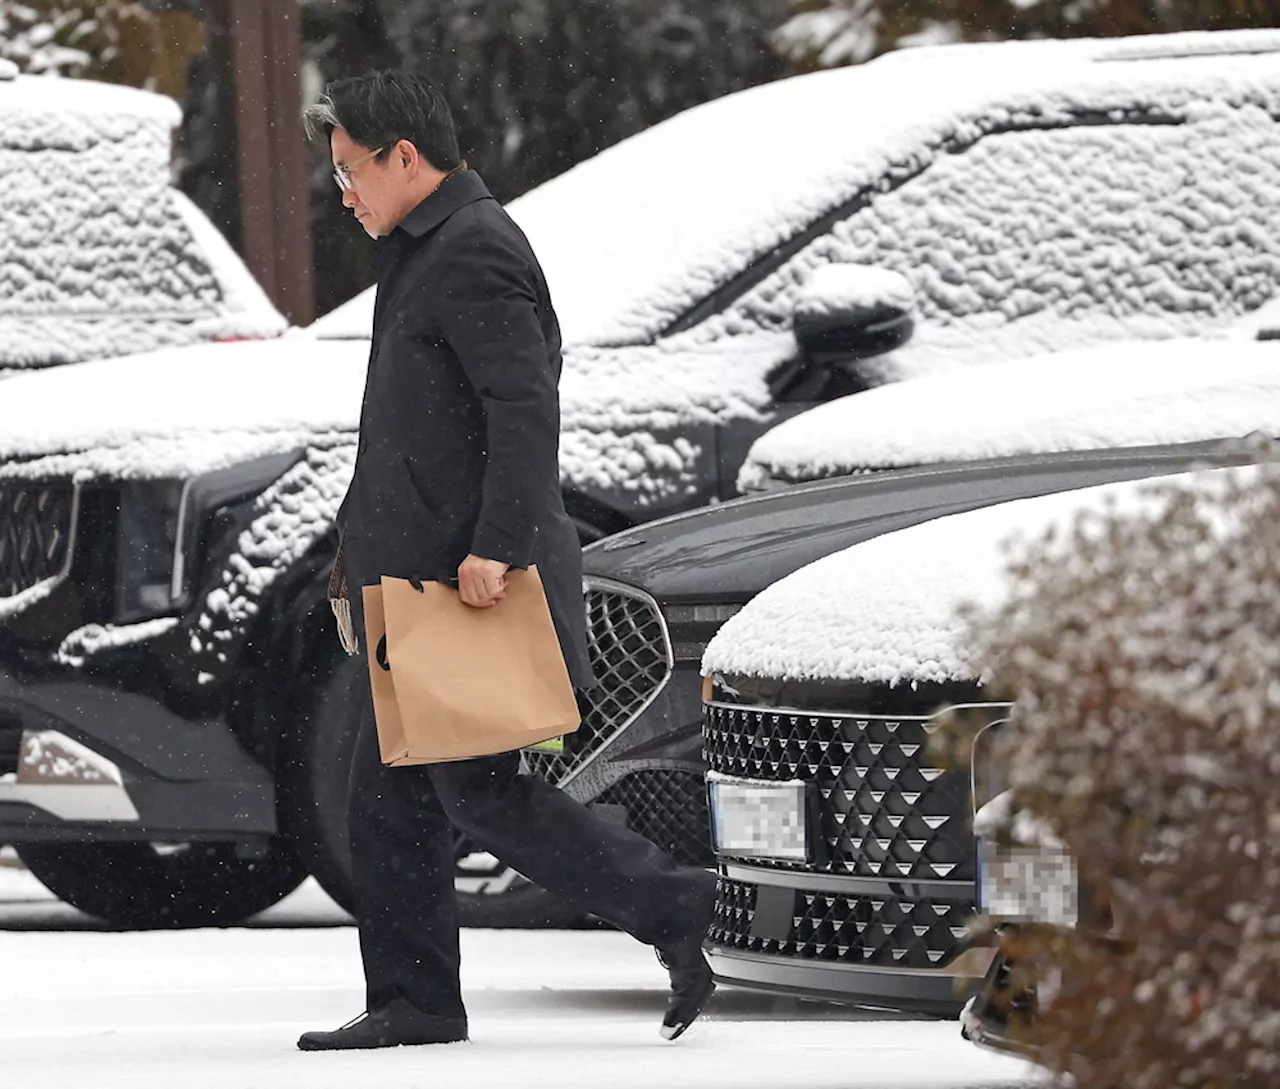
[15,839,308,928]
[278,647,588,928]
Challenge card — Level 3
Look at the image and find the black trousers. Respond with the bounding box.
[347,702,718,1019]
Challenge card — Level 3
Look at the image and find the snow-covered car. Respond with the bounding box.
[5,25,1280,929]
[310,26,1280,527]
[738,335,1280,491]
[697,468,1224,1014]
[0,60,285,377]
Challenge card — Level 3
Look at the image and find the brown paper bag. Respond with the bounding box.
[361,566,580,766]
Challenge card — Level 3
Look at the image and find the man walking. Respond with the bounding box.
[298,71,716,1051]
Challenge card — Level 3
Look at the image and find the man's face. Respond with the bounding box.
[331,128,405,239]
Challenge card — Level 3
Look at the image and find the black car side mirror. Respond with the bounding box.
[770,266,916,401]
[793,264,916,366]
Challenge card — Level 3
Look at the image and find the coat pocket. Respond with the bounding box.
[402,456,441,514]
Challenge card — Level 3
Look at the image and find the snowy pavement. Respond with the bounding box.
[0,855,1039,1089]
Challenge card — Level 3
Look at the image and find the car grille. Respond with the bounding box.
[709,875,973,969]
[595,769,714,867]
[0,484,77,600]
[522,579,673,785]
[703,702,1008,881]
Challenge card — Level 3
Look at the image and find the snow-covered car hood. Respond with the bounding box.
[739,338,1280,488]
[0,337,365,482]
[0,328,792,502]
[308,30,1280,352]
[701,467,1240,687]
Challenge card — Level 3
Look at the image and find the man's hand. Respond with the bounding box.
[457,554,510,608]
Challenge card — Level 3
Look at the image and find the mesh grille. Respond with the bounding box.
[595,770,714,867]
[710,875,973,969]
[0,484,75,600]
[523,580,672,784]
[703,702,1005,880]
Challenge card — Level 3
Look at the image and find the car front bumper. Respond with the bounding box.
[705,860,993,1016]
[0,662,275,844]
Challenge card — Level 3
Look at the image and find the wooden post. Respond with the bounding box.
[224,0,315,325]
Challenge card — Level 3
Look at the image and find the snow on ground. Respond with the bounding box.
[703,467,1240,687]
[0,864,1038,1089]
[738,338,1280,488]
[0,848,351,929]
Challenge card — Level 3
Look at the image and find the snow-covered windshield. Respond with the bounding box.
[310,31,1280,348]
[0,75,285,371]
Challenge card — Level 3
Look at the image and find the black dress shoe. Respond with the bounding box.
[656,940,716,1041]
[297,999,468,1051]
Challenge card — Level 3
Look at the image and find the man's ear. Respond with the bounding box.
[396,138,418,172]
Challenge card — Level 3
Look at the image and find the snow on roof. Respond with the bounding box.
[0,74,284,371]
[504,32,1280,348]
[738,338,1280,489]
[303,32,1280,353]
[308,285,374,340]
[0,72,180,126]
[702,467,1238,687]
[0,336,365,481]
[1229,296,1280,340]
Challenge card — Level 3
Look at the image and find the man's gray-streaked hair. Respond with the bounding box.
[302,93,343,144]
[300,71,462,171]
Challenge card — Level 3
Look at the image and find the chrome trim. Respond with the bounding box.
[705,943,993,1014]
[707,943,986,983]
[169,476,198,601]
[0,784,140,822]
[705,699,1014,731]
[970,713,1014,819]
[0,481,81,612]
[556,576,675,788]
[722,860,972,900]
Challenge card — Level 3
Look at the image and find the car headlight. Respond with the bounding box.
[114,451,302,623]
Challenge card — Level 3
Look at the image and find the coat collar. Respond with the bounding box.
[395,169,492,238]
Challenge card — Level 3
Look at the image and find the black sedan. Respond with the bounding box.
[556,439,1250,1000]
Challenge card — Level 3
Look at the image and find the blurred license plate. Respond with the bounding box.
[707,772,810,862]
[978,841,1078,927]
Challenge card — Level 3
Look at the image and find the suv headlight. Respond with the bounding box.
[114,451,302,623]
[116,479,186,621]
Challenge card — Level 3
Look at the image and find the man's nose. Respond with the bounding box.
[342,187,358,209]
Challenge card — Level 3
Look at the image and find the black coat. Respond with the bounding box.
[336,170,591,690]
